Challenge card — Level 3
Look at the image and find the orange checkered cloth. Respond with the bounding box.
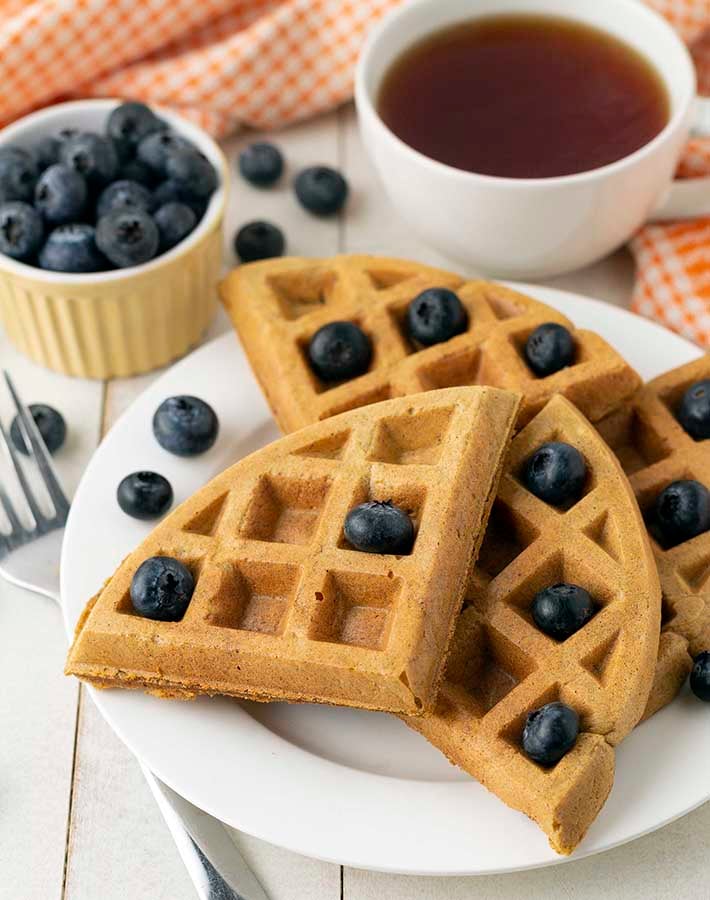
[0,0,401,135]
[1,0,710,344]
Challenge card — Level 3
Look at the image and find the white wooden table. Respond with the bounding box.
[1,105,708,900]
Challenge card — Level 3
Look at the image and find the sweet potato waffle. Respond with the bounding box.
[405,395,661,855]
[220,254,641,433]
[66,386,519,715]
[597,356,710,716]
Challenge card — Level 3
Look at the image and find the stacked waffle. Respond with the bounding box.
[67,255,709,856]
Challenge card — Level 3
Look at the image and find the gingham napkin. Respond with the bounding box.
[1,0,710,344]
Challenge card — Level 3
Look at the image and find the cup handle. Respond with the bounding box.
[649,97,710,221]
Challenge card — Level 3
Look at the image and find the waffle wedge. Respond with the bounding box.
[220,254,641,433]
[405,395,661,855]
[66,386,519,715]
[597,356,710,716]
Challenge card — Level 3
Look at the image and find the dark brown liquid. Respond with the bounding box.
[378,14,670,179]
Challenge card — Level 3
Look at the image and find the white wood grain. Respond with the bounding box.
[0,336,103,900]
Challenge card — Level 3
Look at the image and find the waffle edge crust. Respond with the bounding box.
[403,395,661,855]
[219,254,642,434]
[65,386,520,716]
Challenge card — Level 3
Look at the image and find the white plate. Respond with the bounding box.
[61,285,710,876]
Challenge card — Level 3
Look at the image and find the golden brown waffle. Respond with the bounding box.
[66,386,519,715]
[405,395,661,855]
[597,355,710,714]
[220,255,641,433]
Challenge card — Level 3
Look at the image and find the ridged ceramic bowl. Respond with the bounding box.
[0,100,228,379]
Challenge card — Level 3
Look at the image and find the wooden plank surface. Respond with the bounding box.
[0,102,705,900]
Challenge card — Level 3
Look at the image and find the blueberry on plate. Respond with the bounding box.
[0,202,44,261]
[107,101,164,157]
[34,135,61,170]
[523,441,586,507]
[117,471,173,520]
[10,403,66,455]
[405,287,468,346]
[0,146,37,203]
[307,321,372,382]
[294,166,348,216]
[137,131,192,175]
[118,157,158,189]
[677,379,710,441]
[524,322,575,377]
[648,479,710,548]
[130,555,194,621]
[60,132,118,187]
[532,583,596,640]
[234,220,285,263]
[154,201,197,252]
[344,500,415,554]
[690,651,710,701]
[96,179,154,218]
[238,142,284,187]
[522,701,579,766]
[153,395,219,456]
[96,208,159,268]
[165,148,217,199]
[34,164,87,225]
[39,224,105,273]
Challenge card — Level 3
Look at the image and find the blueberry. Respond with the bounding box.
[107,101,164,158]
[35,136,61,170]
[96,179,153,218]
[677,380,710,440]
[0,147,37,203]
[294,166,348,216]
[522,701,579,766]
[525,323,576,377]
[96,208,159,268]
[39,224,105,273]
[10,403,66,455]
[0,202,43,261]
[60,132,118,187]
[238,142,284,187]
[130,556,194,621]
[344,500,415,554]
[119,157,158,188]
[690,651,710,701]
[523,442,586,507]
[34,164,87,225]
[152,179,207,219]
[137,131,192,175]
[234,220,285,263]
[165,148,217,199]
[648,480,710,548]
[153,395,219,456]
[405,287,468,346]
[117,471,173,520]
[154,202,197,252]
[307,321,372,382]
[532,583,596,640]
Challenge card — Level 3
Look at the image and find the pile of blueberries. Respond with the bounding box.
[0,102,218,272]
[233,140,348,263]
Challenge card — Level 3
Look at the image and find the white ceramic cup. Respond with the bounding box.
[356,0,710,278]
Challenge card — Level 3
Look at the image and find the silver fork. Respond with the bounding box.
[0,371,268,900]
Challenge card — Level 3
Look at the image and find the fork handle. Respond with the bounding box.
[0,529,63,602]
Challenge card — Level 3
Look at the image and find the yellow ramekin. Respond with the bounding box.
[0,100,228,379]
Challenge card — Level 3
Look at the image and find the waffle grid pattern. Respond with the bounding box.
[406,396,661,855]
[598,356,710,662]
[67,387,519,715]
[220,255,642,433]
